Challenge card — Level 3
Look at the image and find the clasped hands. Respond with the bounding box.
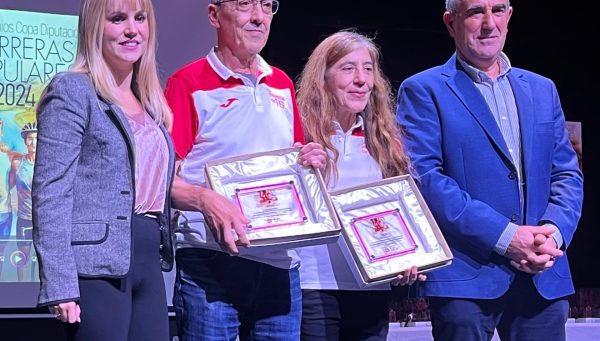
[505,225,563,274]
[203,143,326,254]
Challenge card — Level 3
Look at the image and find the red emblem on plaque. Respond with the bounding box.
[370,217,388,233]
[258,190,278,206]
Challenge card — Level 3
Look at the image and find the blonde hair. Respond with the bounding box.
[297,30,411,181]
[70,0,172,128]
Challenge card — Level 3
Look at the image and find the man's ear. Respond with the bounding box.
[442,12,456,38]
[208,4,220,29]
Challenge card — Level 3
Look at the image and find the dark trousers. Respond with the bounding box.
[65,214,169,341]
[301,289,390,341]
[429,273,569,341]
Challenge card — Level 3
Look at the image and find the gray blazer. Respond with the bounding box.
[32,72,175,306]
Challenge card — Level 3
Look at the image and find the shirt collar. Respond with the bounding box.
[206,47,273,82]
[332,115,365,136]
[457,52,512,83]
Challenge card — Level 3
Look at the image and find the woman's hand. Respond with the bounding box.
[390,266,427,286]
[49,301,81,323]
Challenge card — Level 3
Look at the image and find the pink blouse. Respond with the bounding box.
[125,112,168,214]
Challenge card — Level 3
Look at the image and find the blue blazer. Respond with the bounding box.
[396,54,583,300]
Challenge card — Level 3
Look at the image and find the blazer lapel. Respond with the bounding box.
[508,71,534,175]
[443,57,513,165]
[98,99,137,157]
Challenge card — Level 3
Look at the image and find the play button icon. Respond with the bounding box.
[10,250,28,268]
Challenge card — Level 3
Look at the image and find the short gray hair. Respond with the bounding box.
[446,0,510,13]
[445,0,460,12]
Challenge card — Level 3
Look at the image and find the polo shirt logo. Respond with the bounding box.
[220,98,239,108]
[269,91,286,109]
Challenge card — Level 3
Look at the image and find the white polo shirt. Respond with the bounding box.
[165,49,305,269]
[298,117,391,290]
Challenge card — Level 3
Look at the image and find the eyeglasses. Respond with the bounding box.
[216,0,279,15]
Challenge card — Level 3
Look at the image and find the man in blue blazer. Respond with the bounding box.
[396,0,583,340]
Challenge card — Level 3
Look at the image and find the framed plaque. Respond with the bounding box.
[204,147,340,247]
[330,175,452,286]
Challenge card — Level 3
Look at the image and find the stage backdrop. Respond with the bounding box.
[1,0,216,83]
[0,0,215,308]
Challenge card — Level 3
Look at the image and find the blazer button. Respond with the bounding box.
[510,213,519,222]
[508,172,517,180]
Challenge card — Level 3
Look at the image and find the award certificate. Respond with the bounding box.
[351,209,417,262]
[235,181,308,230]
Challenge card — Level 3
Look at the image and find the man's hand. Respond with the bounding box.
[198,188,251,254]
[295,142,327,170]
[512,233,560,273]
[505,225,563,274]
[532,232,559,254]
[171,162,250,254]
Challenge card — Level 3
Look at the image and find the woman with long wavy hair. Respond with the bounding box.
[296,30,425,341]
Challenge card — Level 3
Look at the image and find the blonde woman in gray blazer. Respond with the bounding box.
[32,0,174,340]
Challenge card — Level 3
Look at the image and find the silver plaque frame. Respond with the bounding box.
[330,174,452,286]
[205,147,340,247]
